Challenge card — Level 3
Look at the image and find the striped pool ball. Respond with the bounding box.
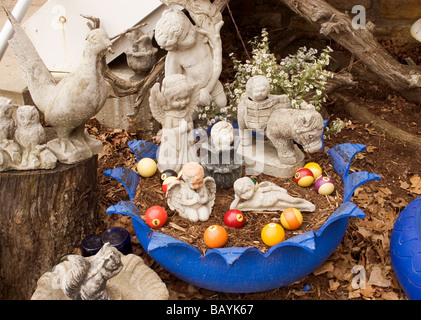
[280,208,303,230]
[315,176,335,195]
[304,162,322,180]
[294,168,314,187]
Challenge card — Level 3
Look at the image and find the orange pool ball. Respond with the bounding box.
[280,208,303,230]
[261,223,285,247]
[204,225,228,248]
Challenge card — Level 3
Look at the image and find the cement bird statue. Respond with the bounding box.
[1,4,115,164]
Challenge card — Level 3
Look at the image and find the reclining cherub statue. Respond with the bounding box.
[230,177,315,212]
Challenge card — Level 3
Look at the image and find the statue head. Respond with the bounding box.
[211,121,234,151]
[84,28,113,57]
[246,75,271,102]
[162,74,196,110]
[233,177,256,200]
[155,9,197,51]
[182,162,205,190]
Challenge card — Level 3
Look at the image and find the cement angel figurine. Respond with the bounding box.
[149,74,200,172]
[166,162,216,222]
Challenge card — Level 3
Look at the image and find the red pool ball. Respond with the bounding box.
[145,206,168,228]
[224,209,246,228]
[294,168,314,187]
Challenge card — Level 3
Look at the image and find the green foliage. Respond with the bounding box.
[226,28,334,111]
[196,29,334,129]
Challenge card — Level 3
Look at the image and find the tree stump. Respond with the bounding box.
[0,156,100,300]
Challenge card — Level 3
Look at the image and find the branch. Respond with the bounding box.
[280,0,421,105]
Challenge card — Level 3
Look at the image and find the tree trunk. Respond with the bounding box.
[0,157,100,300]
[281,0,421,105]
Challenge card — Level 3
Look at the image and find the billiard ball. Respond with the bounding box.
[137,158,157,178]
[224,209,246,228]
[204,225,228,248]
[315,176,335,195]
[294,168,314,187]
[261,223,285,247]
[145,206,168,228]
[160,169,178,183]
[304,162,322,180]
[280,208,303,230]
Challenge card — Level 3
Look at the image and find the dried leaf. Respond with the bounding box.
[410,174,421,194]
[366,145,377,153]
[329,280,340,291]
[367,266,391,288]
[400,181,410,190]
[360,284,376,298]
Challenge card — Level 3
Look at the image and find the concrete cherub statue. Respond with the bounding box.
[149,74,200,172]
[154,6,226,108]
[230,177,315,212]
[166,162,216,222]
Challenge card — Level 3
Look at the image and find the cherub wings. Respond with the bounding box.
[166,179,189,214]
[166,177,216,214]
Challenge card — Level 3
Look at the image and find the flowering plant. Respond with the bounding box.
[225,28,333,112]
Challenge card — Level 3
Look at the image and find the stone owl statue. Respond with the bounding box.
[15,105,47,167]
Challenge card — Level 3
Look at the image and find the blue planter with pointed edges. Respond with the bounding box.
[104,142,380,293]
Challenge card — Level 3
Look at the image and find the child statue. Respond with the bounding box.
[149,74,199,172]
[230,177,315,213]
[166,162,216,222]
[237,75,291,146]
[154,8,227,108]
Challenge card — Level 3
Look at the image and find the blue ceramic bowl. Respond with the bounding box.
[105,142,380,293]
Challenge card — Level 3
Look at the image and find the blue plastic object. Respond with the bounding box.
[390,196,421,300]
[105,143,380,293]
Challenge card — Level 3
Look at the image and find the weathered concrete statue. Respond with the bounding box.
[201,121,242,188]
[125,27,158,76]
[149,74,200,172]
[155,0,227,108]
[230,177,315,213]
[237,76,324,178]
[0,98,57,171]
[31,243,169,300]
[166,162,216,222]
[2,5,113,164]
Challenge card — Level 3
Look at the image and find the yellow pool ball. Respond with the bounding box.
[137,158,157,178]
[304,162,322,180]
[261,223,285,247]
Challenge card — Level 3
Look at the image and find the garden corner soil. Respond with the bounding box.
[85,28,421,301]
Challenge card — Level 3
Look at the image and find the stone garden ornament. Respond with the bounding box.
[200,121,242,188]
[155,0,227,108]
[149,74,200,172]
[230,177,315,213]
[237,76,325,178]
[166,162,216,222]
[0,98,57,171]
[125,27,158,77]
[2,5,114,164]
[31,243,169,300]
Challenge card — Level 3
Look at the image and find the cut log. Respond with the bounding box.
[333,93,421,150]
[0,156,100,300]
[280,0,421,105]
